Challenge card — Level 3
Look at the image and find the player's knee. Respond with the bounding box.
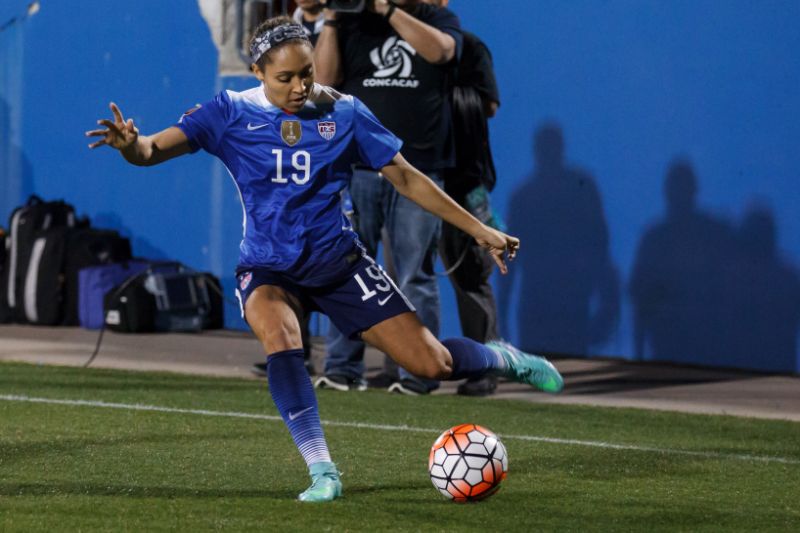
[416,345,452,380]
[257,323,301,354]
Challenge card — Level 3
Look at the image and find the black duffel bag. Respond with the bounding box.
[103,262,223,333]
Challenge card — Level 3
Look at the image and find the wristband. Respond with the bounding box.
[323,19,340,29]
[384,2,396,21]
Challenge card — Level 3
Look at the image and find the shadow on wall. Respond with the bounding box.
[0,96,35,219]
[630,161,800,373]
[498,122,620,356]
[92,212,170,261]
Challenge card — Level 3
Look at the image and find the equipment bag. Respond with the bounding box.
[3,195,76,322]
[21,226,70,325]
[104,262,224,333]
[78,260,150,330]
[63,228,132,325]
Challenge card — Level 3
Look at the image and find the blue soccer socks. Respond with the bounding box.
[442,337,506,380]
[267,349,333,466]
[443,337,564,393]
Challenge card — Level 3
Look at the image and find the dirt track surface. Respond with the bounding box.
[1,325,798,422]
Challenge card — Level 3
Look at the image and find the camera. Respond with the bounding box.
[326,0,366,12]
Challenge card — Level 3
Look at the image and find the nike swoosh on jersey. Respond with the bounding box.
[246,122,270,131]
[378,293,394,306]
[288,406,314,421]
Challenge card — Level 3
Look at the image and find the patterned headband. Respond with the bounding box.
[250,23,310,64]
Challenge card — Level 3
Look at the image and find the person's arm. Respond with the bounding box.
[86,103,192,166]
[313,7,344,86]
[380,152,518,273]
[370,0,456,64]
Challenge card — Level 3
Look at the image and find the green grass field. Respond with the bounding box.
[1,362,798,532]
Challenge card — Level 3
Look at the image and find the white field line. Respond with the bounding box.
[1,394,798,465]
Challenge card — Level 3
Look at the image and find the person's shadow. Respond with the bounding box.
[499,123,619,355]
[0,96,35,219]
[725,205,800,372]
[630,160,742,367]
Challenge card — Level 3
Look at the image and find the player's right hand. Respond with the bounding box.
[85,102,139,150]
[474,226,520,275]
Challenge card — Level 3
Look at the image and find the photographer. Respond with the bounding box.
[293,0,325,44]
[423,0,503,396]
[314,0,463,395]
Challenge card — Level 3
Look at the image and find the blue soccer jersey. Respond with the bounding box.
[176,84,402,286]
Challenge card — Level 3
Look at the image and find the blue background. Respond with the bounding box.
[2,0,798,372]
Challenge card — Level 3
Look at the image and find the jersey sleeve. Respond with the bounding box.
[174,91,232,155]
[353,97,403,169]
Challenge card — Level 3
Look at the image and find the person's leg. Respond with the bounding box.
[360,312,563,393]
[384,172,443,393]
[440,220,501,396]
[313,255,563,393]
[245,285,341,502]
[300,311,315,374]
[253,306,314,378]
[368,229,400,388]
[322,168,384,387]
[440,220,499,341]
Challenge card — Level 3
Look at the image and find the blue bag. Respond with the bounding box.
[78,261,149,329]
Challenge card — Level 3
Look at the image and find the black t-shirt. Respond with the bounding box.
[302,19,320,45]
[457,31,499,106]
[446,31,500,196]
[338,5,463,171]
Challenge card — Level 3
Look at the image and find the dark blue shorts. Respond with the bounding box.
[235,254,415,339]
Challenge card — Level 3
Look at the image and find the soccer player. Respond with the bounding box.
[86,17,563,503]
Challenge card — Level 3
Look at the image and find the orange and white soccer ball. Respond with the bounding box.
[428,423,508,502]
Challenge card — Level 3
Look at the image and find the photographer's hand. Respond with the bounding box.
[319,0,338,20]
[367,0,393,17]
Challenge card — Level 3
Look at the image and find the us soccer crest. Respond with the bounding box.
[281,120,302,146]
[317,121,336,141]
[239,272,252,291]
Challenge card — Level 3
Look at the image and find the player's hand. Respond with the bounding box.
[85,102,139,150]
[474,226,520,275]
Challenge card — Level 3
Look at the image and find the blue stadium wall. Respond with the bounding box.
[2,1,798,372]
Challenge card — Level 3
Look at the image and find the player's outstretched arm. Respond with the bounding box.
[381,153,519,273]
[85,102,192,166]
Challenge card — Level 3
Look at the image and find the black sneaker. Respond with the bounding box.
[457,375,498,397]
[314,374,368,392]
[251,363,268,378]
[366,372,397,389]
[388,379,431,396]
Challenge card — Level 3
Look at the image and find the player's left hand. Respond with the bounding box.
[475,226,519,275]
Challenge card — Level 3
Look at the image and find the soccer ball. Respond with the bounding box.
[428,423,508,502]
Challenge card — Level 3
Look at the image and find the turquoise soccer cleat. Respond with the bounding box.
[487,340,564,393]
[298,461,342,503]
